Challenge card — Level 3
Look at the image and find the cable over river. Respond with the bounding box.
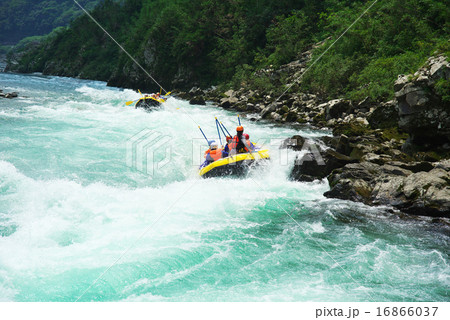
[0,73,448,301]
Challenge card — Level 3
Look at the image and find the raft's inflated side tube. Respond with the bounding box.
[199,149,270,178]
[201,159,263,178]
[135,97,163,109]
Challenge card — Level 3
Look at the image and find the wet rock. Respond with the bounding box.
[5,92,18,98]
[324,162,450,217]
[189,95,206,105]
[290,147,357,182]
[324,162,379,204]
[0,91,18,98]
[260,102,278,119]
[280,135,306,151]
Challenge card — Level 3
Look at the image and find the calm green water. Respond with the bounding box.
[0,73,448,301]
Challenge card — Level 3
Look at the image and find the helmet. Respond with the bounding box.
[236,126,244,132]
[210,142,218,150]
[243,133,249,140]
[208,140,215,146]
[226,136,232,142]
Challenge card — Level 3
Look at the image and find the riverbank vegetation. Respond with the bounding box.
[7,0,449,102]
[0,0,99,45]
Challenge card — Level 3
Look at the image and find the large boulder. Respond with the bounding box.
[290,146,357,182]
[324,161,450,217]
[280,135,306,151]
[189,95,206,105]
[219,96,239,109]
[367,100,398,129]
[260,102,280,118]
[395,55,450,147]
[0,91,18,98]
[321,99,354,120]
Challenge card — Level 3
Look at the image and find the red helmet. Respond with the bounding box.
[243,133,249,140]
[236,126,244,132]
[226,136,232,142]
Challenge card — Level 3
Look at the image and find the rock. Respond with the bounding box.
[428,55,450,80]
[324,162,379,204]
[332,121,371,137]
[280,135,306,151]
[189,86,202,95]
[246,103,256,111]
[395,55,450,148]
[224,89,235,97]
[367,100,398,129]
[335,134,351,155]
[434,159,450,171]
[387,161,434,173]
[323,99,353,120]
[189,95,206,105]
[260,102,278,119]
[324,161,450,217]
[356,96,373,113]
[285,111,299,122]
[290,146,357,182]
[0,92,19,99]
[219,96,238,109]
[271,112,282,122]
[361,153,392,165]
[394,168,450,216]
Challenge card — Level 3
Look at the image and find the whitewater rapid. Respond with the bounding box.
[0,73,448,301]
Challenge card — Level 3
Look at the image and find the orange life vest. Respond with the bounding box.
[204,148,223,161]
[229,135,250,153]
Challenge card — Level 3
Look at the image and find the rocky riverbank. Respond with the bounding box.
[177,54,450,218]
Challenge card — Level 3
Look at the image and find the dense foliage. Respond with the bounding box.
[7,0,450,101]
[0,0,99,45]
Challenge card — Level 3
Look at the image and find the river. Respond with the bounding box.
[0,73,448,301]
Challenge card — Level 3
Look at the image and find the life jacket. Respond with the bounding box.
[229,135,250,154]
[205,148,223,161]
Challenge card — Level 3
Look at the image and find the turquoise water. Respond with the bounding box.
[0,73,448,302]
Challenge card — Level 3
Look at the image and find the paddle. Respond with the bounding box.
[125,89,144,106]
[198,126,210,145]
[215,118,223,147]
[125,99,138,106]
